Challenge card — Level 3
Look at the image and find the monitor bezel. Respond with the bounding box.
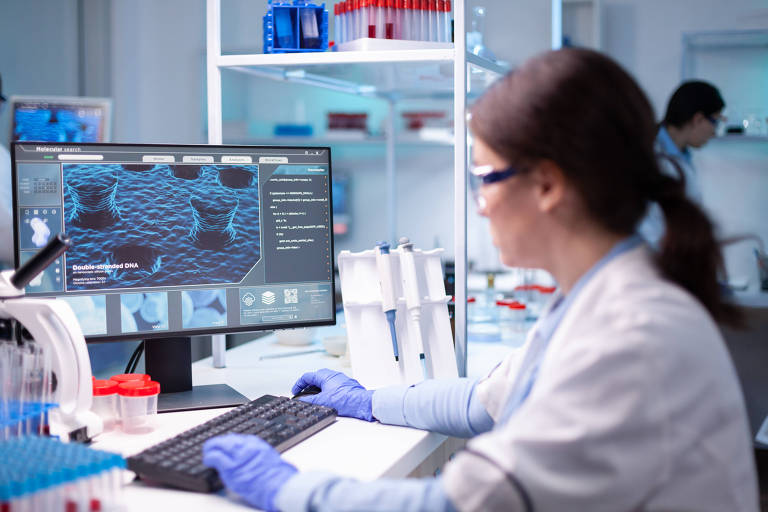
[11,141,336,343]
[8,95,113,144]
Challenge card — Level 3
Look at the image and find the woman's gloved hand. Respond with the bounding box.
[203,433,297,512]
[292,368,375,421]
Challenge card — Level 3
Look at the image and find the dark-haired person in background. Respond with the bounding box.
[202,51,757,512]
[0,73,12,269]
[639,80,726,246]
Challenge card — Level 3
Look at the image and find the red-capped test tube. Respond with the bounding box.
[403,0,413,40]
[386,0,395,39]
[334,3,340,44]
[443,0,451,42]
[375,0,385,38]
[420,0,428,41]
[429,0,438,42]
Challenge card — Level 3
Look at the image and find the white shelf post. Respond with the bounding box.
[207,0,223,145]
[386,98,397,245]
[206,0,226,367]
[453,0,468,377]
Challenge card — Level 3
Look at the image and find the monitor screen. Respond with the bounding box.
[10,96,112,143]
[11,142,335,342]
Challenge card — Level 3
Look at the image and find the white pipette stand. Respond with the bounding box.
[338,244,457,389]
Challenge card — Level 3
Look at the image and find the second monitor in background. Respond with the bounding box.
[9,95,112,144]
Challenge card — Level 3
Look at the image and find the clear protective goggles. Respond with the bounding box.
[469,164,518,209]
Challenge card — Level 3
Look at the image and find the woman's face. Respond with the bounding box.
[473,137,542,268]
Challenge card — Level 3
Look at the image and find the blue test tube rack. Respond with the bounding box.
[263,0,329,53]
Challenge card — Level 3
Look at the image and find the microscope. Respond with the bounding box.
[0,234,102,442]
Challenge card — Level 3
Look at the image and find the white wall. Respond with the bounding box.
[592,0,768,290]
[0,0,80,143]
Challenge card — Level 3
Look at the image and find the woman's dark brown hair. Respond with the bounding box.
[470,48,740,326]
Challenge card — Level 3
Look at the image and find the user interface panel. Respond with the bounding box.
[11,143,335,341]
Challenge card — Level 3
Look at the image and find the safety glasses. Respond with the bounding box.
[469,164,518,208]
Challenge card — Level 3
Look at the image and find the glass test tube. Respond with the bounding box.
[386,0,395,39]
[376,0,386,38]
[403,0,412,40]
[429,0,438,42]
[420,0,428,41]
[443,0,451,43]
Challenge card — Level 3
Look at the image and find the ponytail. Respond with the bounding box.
[649,167,742,326]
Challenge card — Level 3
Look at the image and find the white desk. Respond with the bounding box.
[90,329,506,511]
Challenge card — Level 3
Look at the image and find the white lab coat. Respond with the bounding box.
[443,244,757,511]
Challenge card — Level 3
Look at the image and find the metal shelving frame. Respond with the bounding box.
[205,0,507,376]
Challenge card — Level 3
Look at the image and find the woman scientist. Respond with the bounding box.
[203,49,757,512]
[638,80,725,246]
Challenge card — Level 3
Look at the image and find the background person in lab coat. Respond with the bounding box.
[638,80,725,246]
[203,49,757,512]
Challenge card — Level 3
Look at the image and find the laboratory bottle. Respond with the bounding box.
[500,301,527,346]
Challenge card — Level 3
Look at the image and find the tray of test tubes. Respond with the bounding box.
[332,0,452,50]
[264,0,329,53]
[0,436,125,511]
[338,239,457,389]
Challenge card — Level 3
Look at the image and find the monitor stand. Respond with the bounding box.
[144,336,249,413]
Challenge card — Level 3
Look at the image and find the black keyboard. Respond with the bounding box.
[126,395,336,492]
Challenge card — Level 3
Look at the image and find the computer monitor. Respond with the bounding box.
[10,95,112,143]
[11,142,335,411]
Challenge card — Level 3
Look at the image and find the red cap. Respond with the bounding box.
[397,0,404,8]
[437,0,445,11]
[347,0,353,10]
[429,0,436,11]
[340,2,345,13]
[444,0,451,12]
[92,379,118,396]
[117,380,160,397]
[539,286,556,294]
[467,297,476,303]
[378,0,386,8]
[387,0,395,7]
[335,3,339,14]
[508,302,526,310]
[110,373,150,384]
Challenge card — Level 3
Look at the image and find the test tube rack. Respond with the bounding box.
[338,245,457,389]
[0,436,125,510]
[263,0,330,54]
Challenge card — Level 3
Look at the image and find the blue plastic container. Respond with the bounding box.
[263,0,329,53]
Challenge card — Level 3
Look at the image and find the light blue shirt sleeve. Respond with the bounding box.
[275,471,458,512]
[372,378,494,438]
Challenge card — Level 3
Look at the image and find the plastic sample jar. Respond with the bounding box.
[117,380,160,434]
[92,379,119,431]
[110,373,150,384]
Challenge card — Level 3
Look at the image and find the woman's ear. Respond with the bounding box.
[529,159,566,213]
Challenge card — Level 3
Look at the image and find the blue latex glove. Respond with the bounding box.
[203,433,297,512]
[292,368,375,421]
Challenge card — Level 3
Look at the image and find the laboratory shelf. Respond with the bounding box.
[711,135,768,143]
[207,0,497,377]
[224,134,454,148]
[219,49,505,99]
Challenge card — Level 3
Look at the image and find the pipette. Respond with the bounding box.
[375,241,399,362]
[398,237,428,378]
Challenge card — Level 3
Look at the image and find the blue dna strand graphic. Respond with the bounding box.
[188,192,239,249]
[65,164,121,228]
